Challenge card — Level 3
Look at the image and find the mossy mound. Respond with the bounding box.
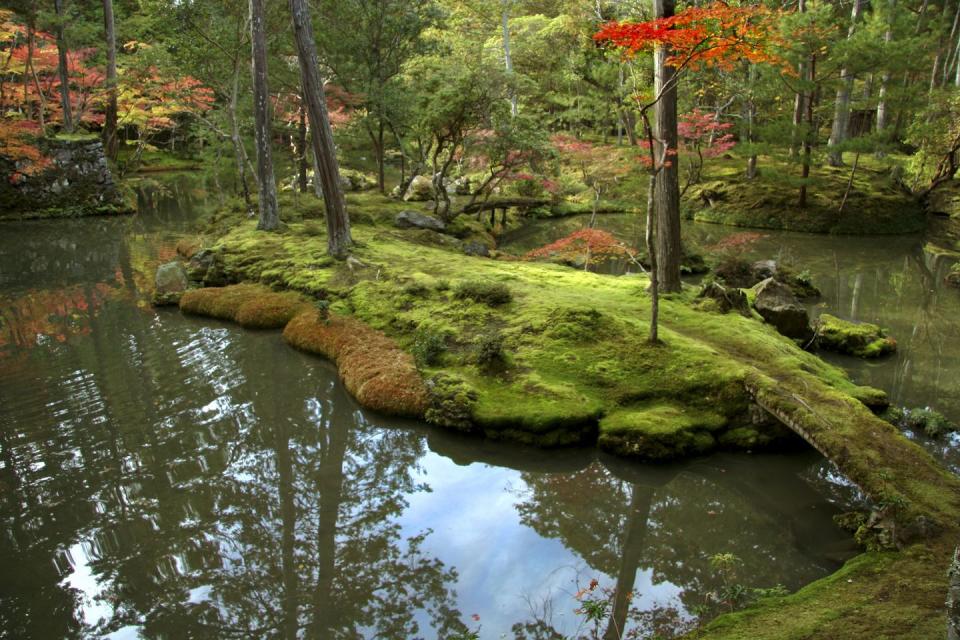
[283,309,429,418]
[180,284,309,329]
[817,313,897,358]
[685,157,925,235]
[599,402,725,459]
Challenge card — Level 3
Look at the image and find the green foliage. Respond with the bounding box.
[473,331,506,370]
[412,326,447,367]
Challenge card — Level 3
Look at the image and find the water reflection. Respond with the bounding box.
[0,176,863,638]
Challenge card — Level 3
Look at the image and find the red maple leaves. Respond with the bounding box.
[594,2,784,72]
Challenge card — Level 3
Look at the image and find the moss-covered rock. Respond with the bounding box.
[947,263,960,288]
[817,313,897,358]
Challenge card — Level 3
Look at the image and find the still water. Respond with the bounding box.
[2,177,865,638]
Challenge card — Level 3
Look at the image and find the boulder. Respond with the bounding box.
[152,261,189,306]
[395,210,446,232]
[752,278,813,341]
[751,259,778,280]
[339,169,376,192]
[816,313,897,358]
[186,249,228,286]
[403,175,434,202]
[451,176,472,195]
[462,240,490,257]
[697,281,750,316]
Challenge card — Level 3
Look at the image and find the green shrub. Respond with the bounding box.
[453,280,512,306]
[474,331,506,370]
[411,327,447,368]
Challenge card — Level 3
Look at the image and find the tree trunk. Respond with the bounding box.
[949,547,960,640]
[827,0,864,166]
[602,486,655,640]
[653,0,682,293]
[53,0,73,133]
[502,2,518,118]
[228,58,254,213]
[102,0,118,160]
[744,64,758,179]
[791,0,807,158]
[876,0,896,144]
[289,0,352,256]
[799,55,817,208]
[297,99,309,193]
[250,0,280,231]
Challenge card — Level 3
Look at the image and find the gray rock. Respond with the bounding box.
[403,175,433,201]
[462,240,490,257]
[395,210,446,232]
[751,259,778,281]
[697,281,750,316]
[752,277,813,341]
[452,176,472,195]
[153,261,189,306]
[187,249,227,286]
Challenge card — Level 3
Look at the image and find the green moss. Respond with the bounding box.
[699,541,953,640]
[818,313,897,358]
[685,157,925,235]
[599,402,725,460]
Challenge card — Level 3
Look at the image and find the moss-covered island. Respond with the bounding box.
[161,191,960,639]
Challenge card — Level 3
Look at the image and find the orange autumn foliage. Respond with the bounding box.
[594,2,786,72]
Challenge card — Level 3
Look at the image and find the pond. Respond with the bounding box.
[502,213,960,474]
[1,176,870,639]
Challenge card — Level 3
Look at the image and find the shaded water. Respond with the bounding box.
[1,177,861,639]
[502,214,960,472]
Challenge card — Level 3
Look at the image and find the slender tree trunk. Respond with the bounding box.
[23,12,34,116]
[367,121,386,193]
[653,0,682,293]
[228,59,254,212]
[948,547,960,640]
[876,0,896,146]
[646,169,660,343]
[102,0,118,159]
[310,145,324,198]
[791,0,807,158]
[297,99,308,193]
[827,0,864,166]
[289,0,352,256]
[250,0,280,231]
[800,55,817,207]
[53,0,73,133]
[502,1,518,118]
[744,64,758,179]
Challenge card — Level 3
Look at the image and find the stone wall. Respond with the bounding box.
[0,138,131,221]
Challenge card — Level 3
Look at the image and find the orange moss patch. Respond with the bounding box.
[175,237,203,259]
[284,309,429,418]
[180,284,309,330]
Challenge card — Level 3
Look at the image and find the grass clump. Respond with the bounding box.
[453,280,513,306]
[817,313,897,358]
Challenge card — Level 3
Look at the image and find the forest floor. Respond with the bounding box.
[169,187,960,639]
